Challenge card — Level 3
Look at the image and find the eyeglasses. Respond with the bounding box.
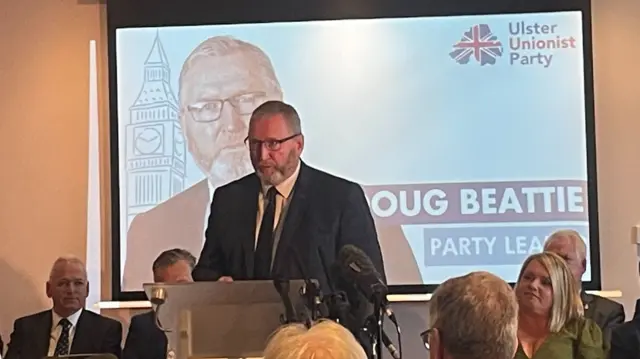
[420,328,433,350]
[245,134,300,152]
[186,92,267,123]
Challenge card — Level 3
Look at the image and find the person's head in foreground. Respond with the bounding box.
[46,256,89,318]
[543,229,587,287]
[263,320,366,359]
[423,271,518,359]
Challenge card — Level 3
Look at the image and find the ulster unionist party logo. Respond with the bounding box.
[450,21,578,68]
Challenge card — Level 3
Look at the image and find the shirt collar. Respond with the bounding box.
[263,161,301,199]
[51,308,82,328]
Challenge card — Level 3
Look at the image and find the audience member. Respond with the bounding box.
[123,248,196,359]
[610,299,640,359]
[514,252,606,359]
[544,229,625,342]
[421,271,518,359]
[263,320,366,359]
[5,256,122,359]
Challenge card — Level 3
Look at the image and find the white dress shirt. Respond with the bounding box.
[255,162,300,251]
[202,161,302,253]
[48,309,82,356]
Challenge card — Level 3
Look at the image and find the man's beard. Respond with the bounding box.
[256,150,297,186]
[204,148,253,187]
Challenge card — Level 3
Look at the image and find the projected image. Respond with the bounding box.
[116,11,590,291]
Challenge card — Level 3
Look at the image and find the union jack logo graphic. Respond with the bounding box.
[449,24,503,66]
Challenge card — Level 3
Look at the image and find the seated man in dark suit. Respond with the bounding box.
[544,229,625,343]
[123,249,196,359]
[610,299,640,359]
[5,256,122,359]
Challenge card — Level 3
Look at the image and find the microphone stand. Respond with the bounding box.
[361,287,386,359]
[325,291,350,325]
[274,278,296,324]
[300,279,322,323]
[373,298,384,359]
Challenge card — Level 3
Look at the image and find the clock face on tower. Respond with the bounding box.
[134,127,163,155]
[174,130,185,157]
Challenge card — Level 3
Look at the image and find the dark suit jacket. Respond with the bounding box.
[581,291,625,344]
[193,162,387,292]
[610,317,640,359]
[123,311,167,359]
[4,309,122,359]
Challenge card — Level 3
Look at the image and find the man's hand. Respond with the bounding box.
[218,276,234,283]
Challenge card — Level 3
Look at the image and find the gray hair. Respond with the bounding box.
[152,248,196,274]
[178,36,282,100]
[49,256,87,281]
[429,271,518,359]
[544,229,587,261]
[250,100,302,134]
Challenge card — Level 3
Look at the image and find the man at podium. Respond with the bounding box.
[193,100,386,291]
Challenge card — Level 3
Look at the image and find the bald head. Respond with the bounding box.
[46,256,89,317]
[543,230,587,284]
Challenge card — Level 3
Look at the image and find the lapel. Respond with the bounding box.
[240,175,261,278]
[33,310,53,359]
[581,291,595,316]
[70,310,91,354]
[272,162,311,275]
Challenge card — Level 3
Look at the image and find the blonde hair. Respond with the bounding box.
[429,271,518,359]
[263,321,366,359]
[516,252,584,332]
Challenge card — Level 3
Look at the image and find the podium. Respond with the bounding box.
[143,280,311,359]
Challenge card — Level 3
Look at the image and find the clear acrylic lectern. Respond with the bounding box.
[143,280,311,359]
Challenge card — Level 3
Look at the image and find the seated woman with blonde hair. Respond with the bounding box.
[514,251,607,359]
[263,320,367,359]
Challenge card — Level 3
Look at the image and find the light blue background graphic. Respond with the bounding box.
[115,11,592,285]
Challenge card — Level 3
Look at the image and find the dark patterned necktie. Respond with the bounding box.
[54,318,72,356]
[254,187,278,279]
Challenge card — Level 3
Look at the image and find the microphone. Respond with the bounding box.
[336,245,388,306]
[335,245,399,325]
[273,278,296,324]
[318,246,351,324]
[290,246,324,324]
[336,245,402,359]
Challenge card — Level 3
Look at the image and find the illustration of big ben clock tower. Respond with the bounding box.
[125,31,186,229]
